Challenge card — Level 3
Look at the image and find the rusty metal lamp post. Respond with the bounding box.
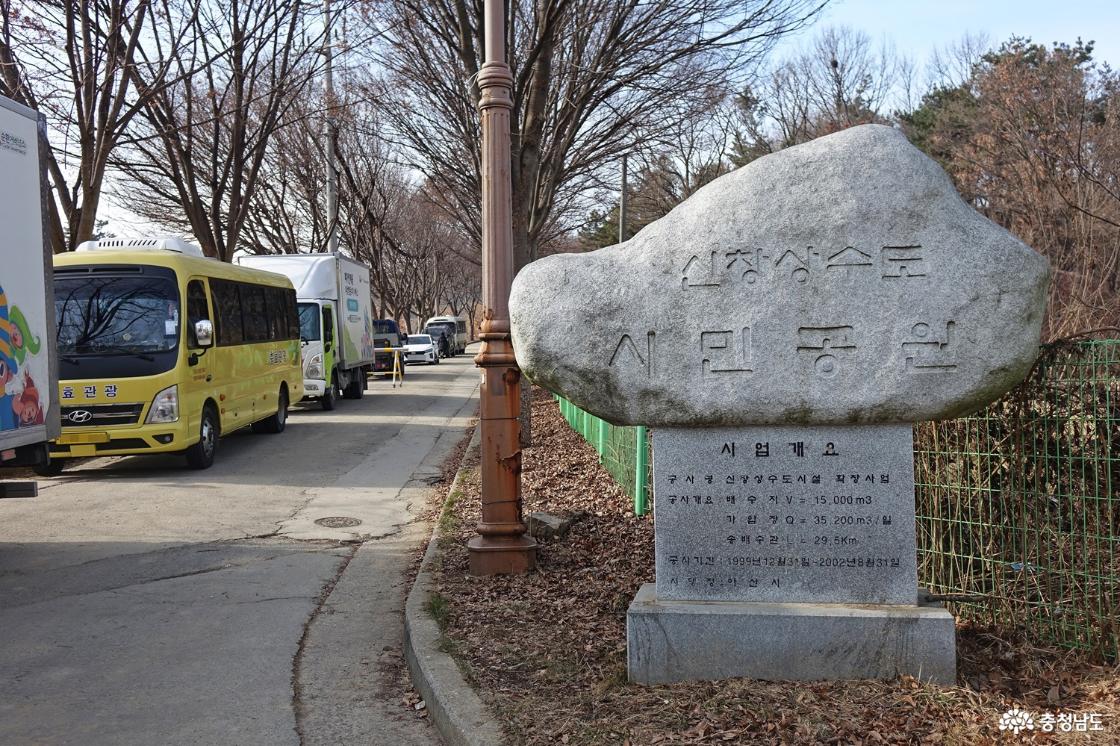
[467,0,538,575]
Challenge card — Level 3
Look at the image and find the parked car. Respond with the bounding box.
[404,334,439,365]
[423,326,452,358]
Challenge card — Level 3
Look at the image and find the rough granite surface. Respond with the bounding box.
[510,124,1049,426]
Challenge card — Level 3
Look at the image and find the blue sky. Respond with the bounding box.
[778,0,1120,68]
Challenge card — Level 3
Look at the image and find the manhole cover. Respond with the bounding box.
[314,516,363,528]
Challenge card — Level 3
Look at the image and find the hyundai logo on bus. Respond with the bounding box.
[65,410,93,423]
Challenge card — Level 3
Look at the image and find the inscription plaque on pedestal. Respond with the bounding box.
[653,425,917,605]
[654,423,913,604]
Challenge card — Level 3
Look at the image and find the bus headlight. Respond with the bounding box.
[145,385,180,424]
[305,353,323,379]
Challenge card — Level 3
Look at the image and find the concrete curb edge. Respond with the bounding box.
[404,424,508,746]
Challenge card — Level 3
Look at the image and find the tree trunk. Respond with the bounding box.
[511,20,555,447]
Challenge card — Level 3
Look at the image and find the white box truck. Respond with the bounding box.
[0,95,60,490]
[237,253,375,409]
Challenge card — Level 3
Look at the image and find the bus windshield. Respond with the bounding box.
[55,275,180,356]
[298,303,321,341]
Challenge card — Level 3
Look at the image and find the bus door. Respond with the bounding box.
[183,279,216,437]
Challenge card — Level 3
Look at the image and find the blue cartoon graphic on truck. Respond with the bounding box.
[0,284,20,430]
[0,285,48,431]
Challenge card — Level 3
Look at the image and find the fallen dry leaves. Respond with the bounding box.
[430,388,1119,745]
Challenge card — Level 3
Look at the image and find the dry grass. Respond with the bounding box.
[431,389,1120,745]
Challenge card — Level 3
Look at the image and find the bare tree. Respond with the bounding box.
[630,88,739,220]
[739,25,903,151]
[114,0,325,261]
[363,0,828,270]
[442,255,482,336]
[925,32,991,90]
[239,95,332,254]
[1,0,189,251]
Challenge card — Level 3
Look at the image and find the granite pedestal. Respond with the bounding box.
[626,425,956,684]
[627,584,956,684]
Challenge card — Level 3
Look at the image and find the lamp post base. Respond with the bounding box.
[468,534,537,575]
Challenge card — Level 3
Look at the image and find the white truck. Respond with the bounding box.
[0,95,60,490]
[237,253,375,409]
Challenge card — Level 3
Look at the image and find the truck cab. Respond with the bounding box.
[297,300,334,402]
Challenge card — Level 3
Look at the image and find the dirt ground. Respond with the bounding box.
[429,388,1119,745]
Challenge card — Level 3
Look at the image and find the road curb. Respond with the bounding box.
[404,425,508,746]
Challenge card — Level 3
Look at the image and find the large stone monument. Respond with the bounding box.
[508,125,1049,685]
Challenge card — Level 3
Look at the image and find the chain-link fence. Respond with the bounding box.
[916,340,1118,659]
[556,397,651,515]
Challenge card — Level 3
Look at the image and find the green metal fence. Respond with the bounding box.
[555,340,1119,658]
[556,396,650,516]
[915,340,1118,659]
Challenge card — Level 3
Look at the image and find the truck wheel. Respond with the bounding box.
[253,387,288,433]
[185,405,220,469]
[321,375,337,410]
[343,372,364,399]
[33,457,68,477]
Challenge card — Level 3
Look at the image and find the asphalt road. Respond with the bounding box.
[0,350,480,745]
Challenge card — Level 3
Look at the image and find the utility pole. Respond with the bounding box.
[324,0,339,253]
[467,0,537,575]
[619,153,628,243]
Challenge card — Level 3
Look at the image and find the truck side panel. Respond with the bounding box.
[0,95,59,454]
[336,256,375,369]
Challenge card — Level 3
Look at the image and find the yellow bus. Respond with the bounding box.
[39,237,303,474]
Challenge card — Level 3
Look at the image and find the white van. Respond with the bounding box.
[423,315,468,355]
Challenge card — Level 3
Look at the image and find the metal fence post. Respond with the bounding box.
[634,425,648,516]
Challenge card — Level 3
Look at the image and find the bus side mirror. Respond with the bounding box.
[194,319,215,348]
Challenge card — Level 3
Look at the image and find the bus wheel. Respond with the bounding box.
[33,457,68,477]
[186,405,220,469]
[321,375,337,410]
[343,372,364,400]
[254,387,288,433]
